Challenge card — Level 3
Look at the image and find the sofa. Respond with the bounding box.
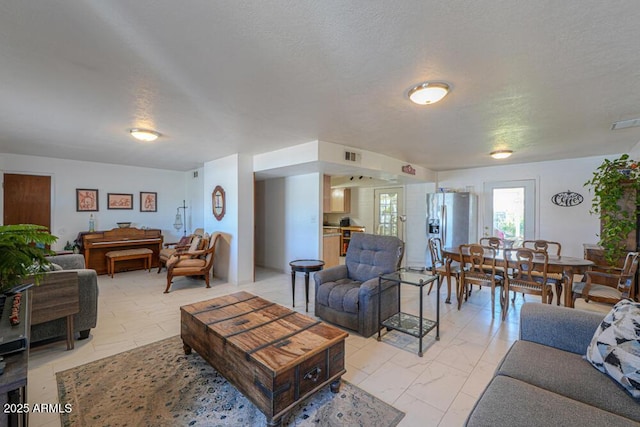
[30,254,99,343]
[314,233,404,338]
[466,303,640,426]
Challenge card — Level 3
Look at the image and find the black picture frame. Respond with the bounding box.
[76,189,99,212]
[140,192,157,212]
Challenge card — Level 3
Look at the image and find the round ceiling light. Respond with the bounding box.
[408,82,450,105]
[129,128,161,142]
[490,150,513,159]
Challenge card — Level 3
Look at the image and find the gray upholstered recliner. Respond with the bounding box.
[314,233,404,337]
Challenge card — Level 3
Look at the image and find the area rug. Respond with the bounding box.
[56,336,405,426]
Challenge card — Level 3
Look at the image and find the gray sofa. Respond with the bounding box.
[31,254,99,343]
[314,233,404,338]
[466,303,640,426]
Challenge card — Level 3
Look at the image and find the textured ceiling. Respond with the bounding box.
[1,1,639,173]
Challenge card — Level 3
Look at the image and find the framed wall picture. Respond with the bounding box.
[140,191,157,212]
[76,189,99,212]
[107,193,133,210]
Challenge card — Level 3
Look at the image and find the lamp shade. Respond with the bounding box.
[408,82,450,105]
[129,128,161,142]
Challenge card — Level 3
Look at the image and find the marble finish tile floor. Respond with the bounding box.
[27,268,611,427]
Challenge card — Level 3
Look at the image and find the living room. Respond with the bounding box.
[2,1,640,426]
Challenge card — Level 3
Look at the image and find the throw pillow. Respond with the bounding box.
[50,263,64,271]
[585,299,640,398]
[188,236,201,253]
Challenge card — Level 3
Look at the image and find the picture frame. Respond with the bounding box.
[140,191,157,212]
[76,189,99,212]
[107,193,133,210]
[212,185,226,221]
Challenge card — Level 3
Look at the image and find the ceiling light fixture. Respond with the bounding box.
[490,150,513,160]
[129,128,161,142]
[408,82,450,105]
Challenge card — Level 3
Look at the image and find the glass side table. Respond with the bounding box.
[377,268,440,357]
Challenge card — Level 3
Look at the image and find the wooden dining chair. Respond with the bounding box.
[503,249,553,320]
[479,237,503,249]
[522,239,564,305]
[428,237,460,297]
[458,244,505,318]
[571,251,639,307]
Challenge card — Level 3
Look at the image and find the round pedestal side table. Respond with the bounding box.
[289,259,325,312]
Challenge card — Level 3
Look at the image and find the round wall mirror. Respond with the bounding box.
[212,185,226,221]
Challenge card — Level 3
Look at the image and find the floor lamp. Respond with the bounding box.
[173,200,188,236]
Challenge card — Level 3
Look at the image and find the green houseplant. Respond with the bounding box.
[584,154,640,265]
[0,224,57,294]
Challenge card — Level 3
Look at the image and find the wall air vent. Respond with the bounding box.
[345,151,357,162]
[612,118,640,130]
[193,171,199,178]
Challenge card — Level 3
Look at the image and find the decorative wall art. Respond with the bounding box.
[212,185,226,221]
[551,190,584,207]
[76,189,99,212]
[140,192,157,212]
[107,193,133,210]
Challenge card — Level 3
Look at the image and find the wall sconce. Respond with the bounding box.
[173,200,187,235]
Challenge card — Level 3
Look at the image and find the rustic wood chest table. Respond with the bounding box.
[180,291,348,426]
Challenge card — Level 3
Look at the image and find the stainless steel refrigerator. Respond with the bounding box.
[426,192,478,268]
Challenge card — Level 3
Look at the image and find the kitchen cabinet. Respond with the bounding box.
[323,175,351,213]
[323,233,340,268]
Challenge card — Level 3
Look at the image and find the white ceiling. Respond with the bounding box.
[1,1,640,174]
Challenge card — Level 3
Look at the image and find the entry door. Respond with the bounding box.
[374,187,404,238]
[483,180,535,246]
[3,173,51,230]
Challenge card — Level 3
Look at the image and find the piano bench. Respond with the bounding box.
[105,248,153,278]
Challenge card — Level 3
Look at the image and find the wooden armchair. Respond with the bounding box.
[428,237,460,302]
[459,244,505,318]
[157,228,205,273]
[165,233,220,293]
[572,251,639,306]
[522,239,564,305]
[503,249,553,320]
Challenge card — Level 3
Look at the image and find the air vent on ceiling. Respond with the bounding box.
[612,118,640,130]
[345,151,357,162]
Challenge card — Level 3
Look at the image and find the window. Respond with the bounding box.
[483,180,535,246]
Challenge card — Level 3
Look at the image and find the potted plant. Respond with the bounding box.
[584,154,640,265]
[0,224,57,294]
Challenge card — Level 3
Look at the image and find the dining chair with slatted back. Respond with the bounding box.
[428,237,460,297]
[503,248,553,320]
[479,237,503,249]
[522,239,564,305]
[572,251,639,306]
[458,244,505,318]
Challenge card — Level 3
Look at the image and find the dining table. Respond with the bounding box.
[441,246,595,308]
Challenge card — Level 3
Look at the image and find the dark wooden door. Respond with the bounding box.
[3,174,51,230]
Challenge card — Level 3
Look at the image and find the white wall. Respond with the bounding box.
[283,173,321,272]
[203,154,251,284]
[437,155,608,258]
[0,153,187,250]
[187,167,205,232]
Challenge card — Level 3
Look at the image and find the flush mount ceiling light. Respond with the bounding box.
[408,82,450,105]
[490,150,513,159]
[129,128,161,142]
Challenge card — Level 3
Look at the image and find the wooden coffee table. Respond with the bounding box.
[180,291,348,426]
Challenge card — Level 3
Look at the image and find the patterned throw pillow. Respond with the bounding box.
[188,236,202,253]
[585,299,640,398]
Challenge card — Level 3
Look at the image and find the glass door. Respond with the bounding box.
[483,180,535,246]
[374,188,404,238]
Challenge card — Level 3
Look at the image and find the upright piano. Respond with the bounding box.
[82,228,163,275]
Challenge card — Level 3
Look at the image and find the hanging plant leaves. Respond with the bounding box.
[551,190,584,207]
